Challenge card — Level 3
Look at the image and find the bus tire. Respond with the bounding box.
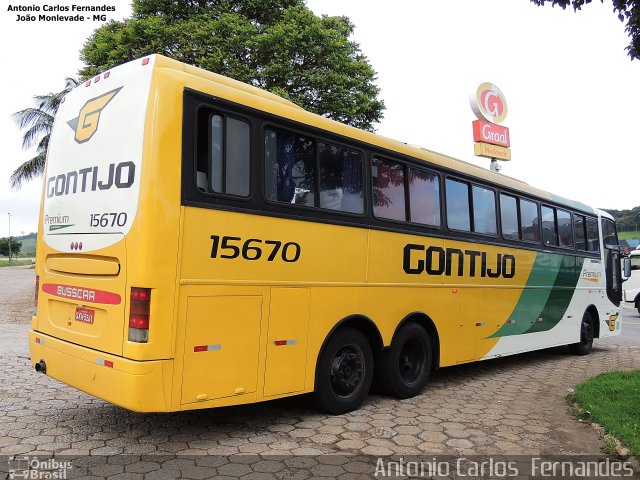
[376,322,432,399]
[314,328,373,415]
[569,310,594,355]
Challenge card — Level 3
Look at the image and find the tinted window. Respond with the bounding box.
[472,186,497,235]
[265,128,316,207]
[199,114,250,196]
[586,217,600,252]
[373,158,405,221]
[541,206,558,246]
[520,199,540,242]
[446,179,470,231]
[601,219,618,248]
[557,209,572,248]
[409,168,440,226]
[318,143,364,214]
[500,194,519,240]
[574,215,586,251]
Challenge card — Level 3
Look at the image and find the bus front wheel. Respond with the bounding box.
[314,328,374,415]
[569,310,594,355]
[376,322,432,399]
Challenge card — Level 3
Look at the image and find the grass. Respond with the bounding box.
[571,370,640,457]
[0,260,33,267]
[619,231,640,241]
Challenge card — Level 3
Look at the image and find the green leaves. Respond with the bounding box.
[531,0,639,60]
[80,0,384,130]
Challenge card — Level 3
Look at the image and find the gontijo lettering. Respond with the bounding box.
[403,244,516,278]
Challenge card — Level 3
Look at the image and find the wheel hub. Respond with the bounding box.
[330,346,364,397]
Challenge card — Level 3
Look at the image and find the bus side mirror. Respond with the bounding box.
[623,257,631,280]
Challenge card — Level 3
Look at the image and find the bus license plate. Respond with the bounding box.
[75,307,95,325]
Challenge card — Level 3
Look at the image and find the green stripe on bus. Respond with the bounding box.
[523,255,584,334]
[489,252,563,338]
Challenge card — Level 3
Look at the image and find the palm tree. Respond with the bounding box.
[11,77,79,189]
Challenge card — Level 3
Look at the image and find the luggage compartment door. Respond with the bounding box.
[263,288,310,397]
[181,296,262,404]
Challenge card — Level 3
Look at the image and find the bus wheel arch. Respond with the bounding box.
[569,306,598,355]
[313,315,382,414]
[391,312,440,369]
[586,305,600,339]
[375,312,439,399]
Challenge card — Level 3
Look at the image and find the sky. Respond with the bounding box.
[1,0,639,237]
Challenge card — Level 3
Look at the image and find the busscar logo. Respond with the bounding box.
[67,87,122,144]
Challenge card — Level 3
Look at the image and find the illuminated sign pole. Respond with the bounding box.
[470,83,511,173]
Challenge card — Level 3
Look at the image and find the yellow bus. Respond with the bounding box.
[30,55,624,414]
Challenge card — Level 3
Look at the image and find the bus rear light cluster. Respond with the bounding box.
[128,287,151,343]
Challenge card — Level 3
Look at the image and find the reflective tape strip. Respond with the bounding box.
[194,344,221,352]
[96,358,113,368]
[35,338,45,345]
[274,339,297,346]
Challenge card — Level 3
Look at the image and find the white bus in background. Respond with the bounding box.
[623,249,640,314]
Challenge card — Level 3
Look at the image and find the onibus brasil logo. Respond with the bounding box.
[66,87,121,144]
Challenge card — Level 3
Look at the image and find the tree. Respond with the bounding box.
[0,238,22,257]
[80,0,385,130]
[11,78,79,189]
[531,0,640,60]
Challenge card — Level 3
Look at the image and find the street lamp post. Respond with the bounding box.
[7,213,11,263]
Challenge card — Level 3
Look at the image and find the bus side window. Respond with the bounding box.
[445,178,471,231]
[408,168,440,226]
[586,217,600,252]
[198,114,250,197]
[472,186,497,236]
[601,218,618,248]
[520,199,540,243]
[372,157,406,221]
[500,194,519,240]
[541,206,558,246]
[574,215,587,251]
[318,143,364,214]
[557,209,573,248]
[265,128,316,207]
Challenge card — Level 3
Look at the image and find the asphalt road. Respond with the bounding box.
[621,306,640,336]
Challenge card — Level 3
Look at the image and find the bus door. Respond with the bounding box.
[602,218,622,307]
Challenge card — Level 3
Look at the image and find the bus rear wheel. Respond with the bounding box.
[376,322,432,399]
[569,310,594,355]
[314,328,373,415]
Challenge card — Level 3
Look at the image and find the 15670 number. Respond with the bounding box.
[210,235,301,263]
[89,212,127,228]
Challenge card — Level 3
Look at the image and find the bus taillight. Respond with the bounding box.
[34,275,39,307]
[128,287,151,343]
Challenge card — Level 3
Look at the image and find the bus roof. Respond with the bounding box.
[152,54,597,216]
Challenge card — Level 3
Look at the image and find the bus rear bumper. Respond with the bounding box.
[29,329,173,413]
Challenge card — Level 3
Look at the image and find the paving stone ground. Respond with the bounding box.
[1,266,639,479]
